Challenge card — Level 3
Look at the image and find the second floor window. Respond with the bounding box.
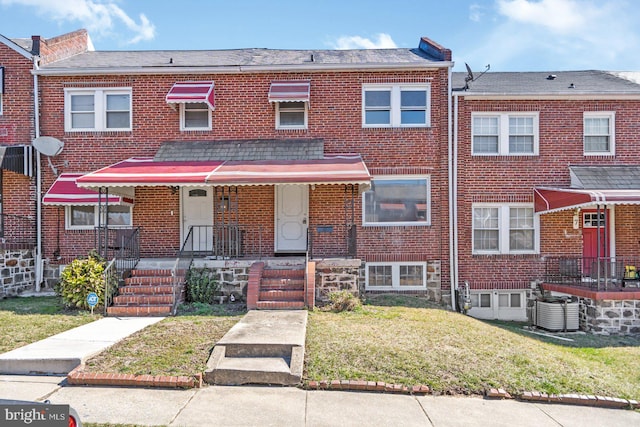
[363,84,430,128]
[181,102,211,130]
[276,101,307,129]
[65,88,132,131]
[584,112,615,155]
[472,113,539,155]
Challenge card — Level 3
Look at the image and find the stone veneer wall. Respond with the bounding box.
[579,297,640,335]
[315,259,361,304]
[0,249,36,296]
[192,259,251,300]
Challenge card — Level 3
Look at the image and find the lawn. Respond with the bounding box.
[0,296,98,353]
[5,295,640,400]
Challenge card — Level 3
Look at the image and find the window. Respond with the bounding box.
[472,204,538,254]
[471,293,492,308]
[584,112,614,155]
[498,293,522,308]
[365,262,426,290]
[363,84,430,127]
[363,176,430,226]
[276,101,307,129]
[66,205,132,230]
[65,88,132,131]
[181,102,211,130]
[472,113,539,155]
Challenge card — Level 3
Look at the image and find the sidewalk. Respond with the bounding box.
[1,374,638,426]
[0,317,163,374]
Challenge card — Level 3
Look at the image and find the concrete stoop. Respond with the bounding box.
[204,310,307,386]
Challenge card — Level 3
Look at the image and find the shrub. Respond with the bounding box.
[185,268,219,304]
[57,251,116,310]
[324,290,362,312]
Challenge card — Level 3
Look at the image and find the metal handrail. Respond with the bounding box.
[103,257,118,316]
[544,256,640,290]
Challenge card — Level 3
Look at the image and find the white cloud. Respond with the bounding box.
[0,0,155,45]
[469,4,484,22]
[332,33,397,50]
[458,0,639,71]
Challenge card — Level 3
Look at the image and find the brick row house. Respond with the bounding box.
[28,32,452,314]
[4,28,640,332]
[452,71,640,333]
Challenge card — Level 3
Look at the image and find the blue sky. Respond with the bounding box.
[0,0,639,72]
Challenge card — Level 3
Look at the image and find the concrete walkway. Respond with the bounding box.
[0,317,163,374]
[1,375,638,426]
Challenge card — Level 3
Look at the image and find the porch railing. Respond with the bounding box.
[544,256,640,290]
[0,214,36,248]
[308,223,357,259]
[103,258,119,315]
[181,224,263,259]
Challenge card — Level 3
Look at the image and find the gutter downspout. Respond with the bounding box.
[448,67,457,309]
[33,55,43,291]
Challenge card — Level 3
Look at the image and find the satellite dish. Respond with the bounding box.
[32,136,64,157]
[465,63,474,83]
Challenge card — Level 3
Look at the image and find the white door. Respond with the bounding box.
[275,185,308,253]
[181,187,213,252]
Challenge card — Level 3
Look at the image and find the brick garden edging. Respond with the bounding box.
[66,370,639,410]
[67,366,202,389]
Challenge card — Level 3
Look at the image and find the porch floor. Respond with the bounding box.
[543,283,640,300]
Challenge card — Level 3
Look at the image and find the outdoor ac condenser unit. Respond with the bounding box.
[534,299,579,332]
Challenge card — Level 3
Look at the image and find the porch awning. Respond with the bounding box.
[76,158,224,187]
[76,155,371,189]
[43,173,134,206]
[268,80,311,103]
[534,187,640,214]
[204,155,370,187]
[166,81,215,110]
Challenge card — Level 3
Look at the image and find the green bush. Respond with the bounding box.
[324,290,362,312]
[185,268,219,304]
[57,251,116,310]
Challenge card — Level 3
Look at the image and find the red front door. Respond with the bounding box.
[582,210,609,276]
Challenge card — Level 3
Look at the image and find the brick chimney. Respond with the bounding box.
[38,29,91,65]
[418,36,452,62]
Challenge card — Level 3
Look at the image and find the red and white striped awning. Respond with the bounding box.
[205,155,370,187]
[534,187,640,213]
[76,155,370,189]
[43,173,134,206]
[76,158,224,187]
[166,81,215,110]
[268,80,311,103]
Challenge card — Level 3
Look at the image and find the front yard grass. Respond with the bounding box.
[0,296,98,353]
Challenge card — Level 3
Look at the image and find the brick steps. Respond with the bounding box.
[255,267,305,310]
[107,268,184,317]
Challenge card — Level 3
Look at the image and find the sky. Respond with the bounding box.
[0,0,639,72]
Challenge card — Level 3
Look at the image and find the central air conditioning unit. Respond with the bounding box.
[532,297,579,332]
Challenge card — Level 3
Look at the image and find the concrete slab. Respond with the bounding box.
[171,386,306,427]
[417,395,559,427]
[306,390,428,427]
[0,317,164,374]
[533,402,640,427]
[0,375,65,401]
[48,385,196,426]
[217,310,307,347]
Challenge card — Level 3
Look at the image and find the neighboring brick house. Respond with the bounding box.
[0,30,92,296]
[32,35,453,310]
[452,71,640,333]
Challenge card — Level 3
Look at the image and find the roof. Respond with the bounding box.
[0,34,32,59]
[36,46,450,75]
[570,165,640,189]
[452,70,640,96]
[154,139,325,162]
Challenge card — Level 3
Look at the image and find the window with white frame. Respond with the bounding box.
[181,102,211,130]
[472,112,539,155]
[66,205,132,230]
[362,84,430,128]
[365,262,426,290]
[65,88,131,131]
[498,292,522,308]
[472,204,538,254]
[276,101,307,129]
[584,112,615,155]
[470,292,492,308]
[363,176,430,226]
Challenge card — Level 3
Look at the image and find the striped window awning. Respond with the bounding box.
[43,173,134,206]
[166,81,215,110]
[268,80,311,103]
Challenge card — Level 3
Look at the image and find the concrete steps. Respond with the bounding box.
[205,310,307,386]
[107,268,185,317]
